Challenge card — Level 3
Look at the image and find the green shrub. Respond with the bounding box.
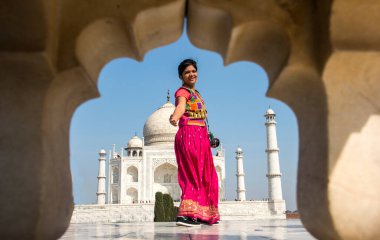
[154,192,178,222]
[163,194,174,221]
[154,192,165,222]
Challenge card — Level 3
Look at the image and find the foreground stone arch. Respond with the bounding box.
[1,0,380,239]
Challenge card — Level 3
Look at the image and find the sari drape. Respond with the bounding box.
[175,125,220,224]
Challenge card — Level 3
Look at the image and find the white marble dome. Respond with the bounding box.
[127,135,143,148]
[266,108,275,115]
[236,147,243,153]
[143,101,178,146]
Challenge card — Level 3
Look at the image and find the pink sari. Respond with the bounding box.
[175,124,220,224]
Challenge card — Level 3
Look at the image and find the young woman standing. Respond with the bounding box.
[169,59,220,226]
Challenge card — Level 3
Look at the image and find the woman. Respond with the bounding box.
[169,59,220,226]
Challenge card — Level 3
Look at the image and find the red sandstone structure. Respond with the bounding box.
[1,1,380,239]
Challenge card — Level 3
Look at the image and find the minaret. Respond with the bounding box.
[97,149,107,204]
[112,144,117,158]
[235,146,246,201]
[265,108,283,200]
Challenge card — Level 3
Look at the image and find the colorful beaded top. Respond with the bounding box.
[175,87,207,126]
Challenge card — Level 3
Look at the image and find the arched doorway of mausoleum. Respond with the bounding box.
[153,163,180,201]
[127,166,138,183]
[126,187,138,204]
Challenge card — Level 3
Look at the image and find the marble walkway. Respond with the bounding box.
[60,219,316,239]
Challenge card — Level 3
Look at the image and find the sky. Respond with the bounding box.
[70,30,299,211]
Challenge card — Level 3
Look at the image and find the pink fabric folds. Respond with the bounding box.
[175,125,220,224]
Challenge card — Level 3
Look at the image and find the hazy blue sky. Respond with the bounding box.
[70,30,299,210]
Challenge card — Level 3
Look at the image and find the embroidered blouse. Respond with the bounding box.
[175,87,207,127]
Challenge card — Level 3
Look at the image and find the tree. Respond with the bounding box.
[154,192,165,222]
[163,194,174,221]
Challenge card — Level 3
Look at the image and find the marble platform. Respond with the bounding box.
[71,201,286,223]
[60,219,315,239]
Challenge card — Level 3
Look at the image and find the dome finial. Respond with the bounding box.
[167,89,170,103]
[126,135,143,149]
[236,145,243,153]
[265,107,275,116]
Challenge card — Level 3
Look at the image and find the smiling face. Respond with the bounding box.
[180,65,198,89]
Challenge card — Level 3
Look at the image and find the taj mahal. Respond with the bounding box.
[71,95,286,223]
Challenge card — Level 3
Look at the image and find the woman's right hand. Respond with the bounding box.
[169,114,178,126]
[170,97,186,127]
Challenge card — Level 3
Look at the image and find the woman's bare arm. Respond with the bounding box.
[169,97,186,126]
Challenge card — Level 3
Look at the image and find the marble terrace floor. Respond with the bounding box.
[60,219,315,239]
